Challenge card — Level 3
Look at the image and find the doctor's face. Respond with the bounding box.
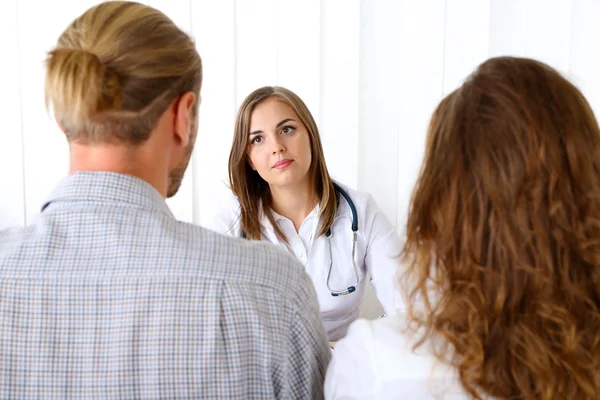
[247,97,312,190]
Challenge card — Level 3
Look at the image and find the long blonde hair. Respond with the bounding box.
[403,56,600,399]
[228,86,336,241]
[45,1,202,144]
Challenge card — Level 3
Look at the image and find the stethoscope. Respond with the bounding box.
[241,182,360,297]
[326,182,360,297]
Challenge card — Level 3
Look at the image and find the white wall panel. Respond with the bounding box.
[488,0,527,57]
[443,0,491,95]
[359,0,403,227]
[277,0,321,124]
[0,0,25,227]
[569,0,600,116]
[192,0,236,225]
[234,0,278,108]
[17,0,103,224]
[395,0,446,231]
[526,0,573,72]
[320,0,360,189]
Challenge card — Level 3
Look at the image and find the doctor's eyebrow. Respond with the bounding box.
[249,118,296,136]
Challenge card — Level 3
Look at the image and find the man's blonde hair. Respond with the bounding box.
[45,1,202,144]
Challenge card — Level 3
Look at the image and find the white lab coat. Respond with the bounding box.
[203,182,403,341]
[325,316,468,399]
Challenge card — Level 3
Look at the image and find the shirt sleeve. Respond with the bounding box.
[325,319,378,400]
[362,194,404,315]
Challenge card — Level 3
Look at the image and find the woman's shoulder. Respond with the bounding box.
[326,316,429,399]
[341,316,407,357]
[339,316,452,379]
[331,317,410,379]
[327,316,465,399]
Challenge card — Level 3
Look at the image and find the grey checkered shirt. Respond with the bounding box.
[0,172,330,399]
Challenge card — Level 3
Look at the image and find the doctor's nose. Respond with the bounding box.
[271,138,285,155]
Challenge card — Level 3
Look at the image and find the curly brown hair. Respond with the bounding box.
[402,56,600,399]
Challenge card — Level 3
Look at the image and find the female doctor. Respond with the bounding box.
[206,86,403,341]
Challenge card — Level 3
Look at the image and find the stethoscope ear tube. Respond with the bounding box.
[332,182,358,232]
[326,183,360,296]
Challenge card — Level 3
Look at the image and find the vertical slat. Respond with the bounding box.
[234,0,278,107]
[18,0,102,224]
[570,0,600,116]
[277,0,321,123]
[320,0,360,189]
[443,0,492,95]
[192,0,237,225]
[358,0,403,227]
[0,0,25,228]
[149,0,195,223]
[489,0,572,73]
[395,0,447,230]
[525,0,572,72]
[488,0,527,57]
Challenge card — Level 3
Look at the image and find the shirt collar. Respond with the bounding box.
[258,203,321,244]
[41,171,174,218]
[264,203,321,224]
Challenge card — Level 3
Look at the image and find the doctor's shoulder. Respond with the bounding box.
[331,183,397,250]
[199,189,243,237]
[332,182,372,220]
[337,183,392,225]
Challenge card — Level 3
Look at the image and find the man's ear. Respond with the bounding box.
[174,92,196,147]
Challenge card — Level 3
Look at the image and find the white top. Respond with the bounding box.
[202,182,403,341]
[325,316,469,399]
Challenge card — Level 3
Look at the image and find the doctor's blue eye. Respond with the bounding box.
[281,126,295,134]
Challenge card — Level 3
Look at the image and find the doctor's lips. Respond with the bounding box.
[272,159,294,169]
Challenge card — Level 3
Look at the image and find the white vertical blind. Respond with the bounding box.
[1,0,599,234]
[0,0,25,228]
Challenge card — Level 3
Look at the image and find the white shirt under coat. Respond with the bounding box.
[203,182,403,341]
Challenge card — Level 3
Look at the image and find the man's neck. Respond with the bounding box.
[69,142,169,198]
